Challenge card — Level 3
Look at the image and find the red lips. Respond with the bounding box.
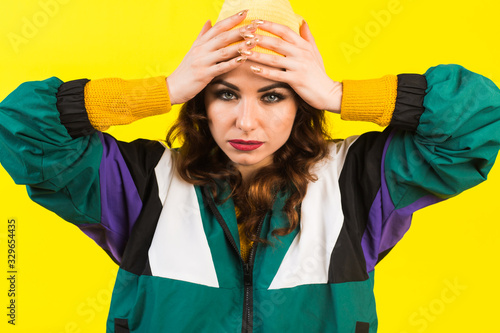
[228,140,264,151]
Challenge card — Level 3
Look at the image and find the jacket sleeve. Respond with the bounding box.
[339,64,500,271]
[386,65,500,206]
[0,76,171,263]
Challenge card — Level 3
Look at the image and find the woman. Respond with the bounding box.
[1,0,499,332]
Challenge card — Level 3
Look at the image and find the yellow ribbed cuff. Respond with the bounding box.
[340,75,398,127]
[84,76,171,131]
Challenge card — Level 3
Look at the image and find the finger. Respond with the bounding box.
[206,55,249,78]
[198,10,248,43]
[207,18,261,51]
[299,20,314,44]
[299,20,321,57]
[197,17,256,54]
[202,25,260,63]
[249,64,290,84]
[208,28,246,52]
[251,34,300,58]
[197,20,212,38]
[299,20,325,71]
[255,20,304,45]
[245,50,296,72]
[200,40,256,75]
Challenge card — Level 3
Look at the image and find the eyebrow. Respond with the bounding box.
[209,79,293,93]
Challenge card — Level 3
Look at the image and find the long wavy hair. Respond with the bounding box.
[166,88,331,243]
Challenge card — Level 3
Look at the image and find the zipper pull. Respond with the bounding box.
[244,263,252,286]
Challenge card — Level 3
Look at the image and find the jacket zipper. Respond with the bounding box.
[241,218,263,333]
[243,262,252,332]
[202,186,265,333]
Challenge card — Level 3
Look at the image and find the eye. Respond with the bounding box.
[262,92,285,103]
[216,90,237,101]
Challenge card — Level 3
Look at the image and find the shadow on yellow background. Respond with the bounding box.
[0,0,499,332]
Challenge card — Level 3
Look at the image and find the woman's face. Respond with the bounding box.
[204,61,298,176]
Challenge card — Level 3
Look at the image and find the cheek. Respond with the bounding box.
[206,105,234,139]
[267,105,297,136]
[206,101,221,126]
[205,96,225,124]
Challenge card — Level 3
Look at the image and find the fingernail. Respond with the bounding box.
[238,49,253,56]
[252,19,265,25]
[239,25,256,35]
[238,9,249,16]
[250,65,262,73]
[241,33,255,39]
[236,56,247,63]
[245,37,260,47]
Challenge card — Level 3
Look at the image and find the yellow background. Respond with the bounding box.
[0,0,499,332]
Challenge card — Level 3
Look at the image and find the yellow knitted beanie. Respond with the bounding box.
[216,0,304,56]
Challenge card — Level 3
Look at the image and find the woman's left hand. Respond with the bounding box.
[246,20,342,113]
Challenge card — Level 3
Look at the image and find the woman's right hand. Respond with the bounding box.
[166,10,255,105]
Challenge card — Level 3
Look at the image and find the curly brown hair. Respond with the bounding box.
[166,88,331,243]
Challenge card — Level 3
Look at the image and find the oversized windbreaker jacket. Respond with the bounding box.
[1,64,500,332]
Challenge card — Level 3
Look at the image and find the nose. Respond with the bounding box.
[236,100,259,133]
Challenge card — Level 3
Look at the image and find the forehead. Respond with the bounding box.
[210,60,286,88]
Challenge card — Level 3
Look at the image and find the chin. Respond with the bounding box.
[230,156,262,167]
[229,152,273,170]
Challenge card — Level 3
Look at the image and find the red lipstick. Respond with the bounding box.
[228,140,264,151]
